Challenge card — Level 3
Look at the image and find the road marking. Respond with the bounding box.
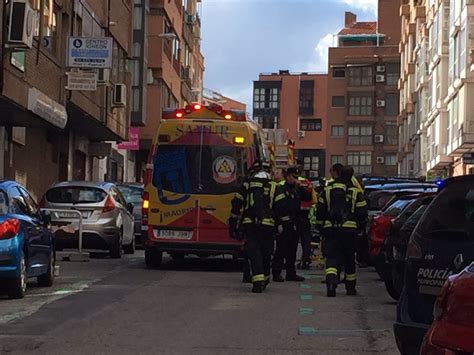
[298,326,316,336]
[299,307,314,315]
[300,284,311,289]
[300,294,313,300]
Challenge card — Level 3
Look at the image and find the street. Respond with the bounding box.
[0,253,398,354]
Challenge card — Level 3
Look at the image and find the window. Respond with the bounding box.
[386,63,400,86]
[253,87,279,109]
[349,94,373,116]
[31,0,59,55]
[332,96,345,107]
[385,93,400,116]
[299,81,314,115]
[331,125,344,137]
[348,66,373,86]
[348,125,373,145]
[385,121,398,145]
[347,152,372,174]
[18,187,39,217]
[173,38,180,61]
[300,119,321,131]
[257,116,277,129]
[332,67,346,78]
[331,155,344,165]
[133,6,143,30]
[303,156,319,171]
[385,154,398,166]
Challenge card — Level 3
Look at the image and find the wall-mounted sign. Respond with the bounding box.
[66,71,98,91]
[118,128,140,151]
[27,88,67,129]
[67,37,113,69]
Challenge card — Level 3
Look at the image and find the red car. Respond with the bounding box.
[421,264,474,354]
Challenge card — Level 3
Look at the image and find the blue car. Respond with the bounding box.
[0,180,55,299]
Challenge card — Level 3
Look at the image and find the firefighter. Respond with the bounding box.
[229,160,278,293]
[297,169,317,270]
[316,164,368,297]
[272,166,311,282]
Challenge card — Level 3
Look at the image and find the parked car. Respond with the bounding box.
[117,183,143,245]
[0,180,55,299]
[43,182,135,258]
[394,175,474,355]
[381,194,435,300]
[420,263,474,354]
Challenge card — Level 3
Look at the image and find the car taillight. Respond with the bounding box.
[102,196,116,213]
[0,219,20,240]
[142,191,149,224]
[406,235,422,259]
[433,279,452,320]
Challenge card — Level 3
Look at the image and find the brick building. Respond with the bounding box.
[137,0,204,181]
[0,0,133,199]
[202,88,246,111]
[325,1,401,177]
[253,71,328,178]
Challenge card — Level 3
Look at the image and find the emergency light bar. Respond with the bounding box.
[162,103,248,121]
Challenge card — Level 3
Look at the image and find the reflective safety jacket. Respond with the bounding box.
[230,174,279,230]
[274,182,312,227]
[308,204,317,225]
[351,176,364,193]
[315,179,368,230]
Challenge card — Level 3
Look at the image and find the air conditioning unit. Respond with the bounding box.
[298,131,306,138]
[374,135,384,143]
[376,99,386,107]
[8,0,36,48]
[97,69,110,84]
[182,66,191,80]
[185,14,196,25]
[112,84,127,107]
[376,156,385,164]
[376,65,386,73]
[376,74,385,83]
[42,36,52,49]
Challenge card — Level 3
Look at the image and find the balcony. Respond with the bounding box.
[427,154,453,172]
[400,4,410,17]
[415,6,426,19]
[447,132,474,156]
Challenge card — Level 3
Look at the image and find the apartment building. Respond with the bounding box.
[137,0,204,180]
[326,1,402,177]
[253,71,328,178]
[399,0,474,178]
[0,0,133,199]
[202,88,247,111]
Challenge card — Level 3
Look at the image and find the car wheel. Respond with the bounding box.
[110,230,123,259]
[37,251,55,287]
[8,252,27,299]
[145,248,162,269]
[384,276,400,301]
[123,235,135,255]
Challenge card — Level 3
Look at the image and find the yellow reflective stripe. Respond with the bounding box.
[262,218,275,226]
[275,193,286,202]
[230,213,240,218]
[342,221,357,228]
[325,267,338,275]
[281,216,291,222]
[318,197,325,203]
[315,220,324,226]
[252,274,265,282]
[332,183,347,190]
[243,217,253,224]
[346,273,357,281]
[356,201,367,208]
[269,182,277,209]
[250,182,263,188]
[235,193,244,201]
[324,221,333,228]
[325,188,331,206]
[243,182,249,188]
[351,189,357,213]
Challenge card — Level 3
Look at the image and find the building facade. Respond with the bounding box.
[0,0,133,199]
[202,88,246,111]
[253,71,328,178]
[137,0,204,181]
[399,0,474,178]
[325,2,402,177]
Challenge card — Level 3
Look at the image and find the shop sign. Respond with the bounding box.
[118,128,140,151]
[67,37,113,69]
[66,71,97,91]
[27,88,67,129]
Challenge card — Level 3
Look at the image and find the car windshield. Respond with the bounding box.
[416,182,474,240]
[384,199,414,217]
[153,145,246,195]
[118,186,143,204]
[46,187,107,204]
[368,191,394,211]
[0,190,8,215]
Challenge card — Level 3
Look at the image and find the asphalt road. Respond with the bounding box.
[0,251,399,354]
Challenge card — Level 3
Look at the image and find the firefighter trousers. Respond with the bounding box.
[272,224,299,277]
[298,213,312,264]
[322,228,357,290]
[245,226,274,284]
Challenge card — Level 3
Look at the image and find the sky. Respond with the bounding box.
[201,0,377,112]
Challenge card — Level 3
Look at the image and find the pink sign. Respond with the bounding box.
[118,127,140,150]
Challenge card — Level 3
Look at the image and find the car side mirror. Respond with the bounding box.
[126,202,134,214]
[41,209,52,226]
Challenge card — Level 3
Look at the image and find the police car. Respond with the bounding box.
[394,175,474,355]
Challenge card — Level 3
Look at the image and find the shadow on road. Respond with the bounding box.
[155,256,242,273]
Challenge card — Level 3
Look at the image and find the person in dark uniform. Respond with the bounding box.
[272,166,311,282]
[229,161,278,293]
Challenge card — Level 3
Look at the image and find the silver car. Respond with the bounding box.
[43,182,135,258]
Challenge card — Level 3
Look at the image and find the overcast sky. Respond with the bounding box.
[201,0,377,112]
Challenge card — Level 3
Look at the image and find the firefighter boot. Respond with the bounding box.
[326,274,337,297]
[242,272,252,283]
[286,274,306,282]
[252,281,265,293]
[346,280,357,296]
[273,273,285,282]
